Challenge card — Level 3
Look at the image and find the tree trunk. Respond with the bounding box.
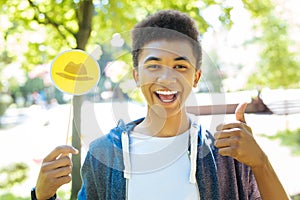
[70,95,83,200]
[71,0,94,199]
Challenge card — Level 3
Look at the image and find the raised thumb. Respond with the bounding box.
[235,102,248,123]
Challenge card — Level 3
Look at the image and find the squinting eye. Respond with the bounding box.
[174,65,187,69]
[147,65,161,69]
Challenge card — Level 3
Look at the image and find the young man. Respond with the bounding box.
[32,10,289,200]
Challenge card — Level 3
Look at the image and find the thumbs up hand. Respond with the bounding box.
[235,102,248,123]
[214,102,267,168]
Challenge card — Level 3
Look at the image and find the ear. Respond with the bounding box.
[193,69,202,88]
[132,68,140,87]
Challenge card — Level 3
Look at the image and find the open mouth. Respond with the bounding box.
[155,90,178,103]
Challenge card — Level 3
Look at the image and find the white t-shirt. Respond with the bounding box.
[127,130,200,200]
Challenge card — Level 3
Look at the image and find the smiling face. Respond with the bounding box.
[133,39,201,118]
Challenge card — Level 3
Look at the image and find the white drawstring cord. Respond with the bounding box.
[122,131,131,179]
[121,116,199,182]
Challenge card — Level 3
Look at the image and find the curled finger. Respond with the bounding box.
[214,128,242,140]
[218,146,238,158]
[43,145,78,163]
[50,165,73,178]
[41,156,72,172]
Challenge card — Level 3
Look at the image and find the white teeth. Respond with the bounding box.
[161,99,173,103]
[156,90,178,95]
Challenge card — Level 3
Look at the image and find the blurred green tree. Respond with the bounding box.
[243,0,300,88]
[0,162,28,189]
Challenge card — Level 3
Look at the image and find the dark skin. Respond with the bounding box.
[215,103,290,200]
[35,145,78,200]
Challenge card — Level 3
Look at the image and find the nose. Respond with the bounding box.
[157,67,176,85]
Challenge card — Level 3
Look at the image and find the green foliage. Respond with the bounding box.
[247,15,300,88]
[0,162,28,189]
[92,0,211,40]
[20,77,44,95]
[291,193,300,200]
[0,0,237,98]
[0,94,12,116]
[242,0,273,16]
[0,193,29,200]
[218,6,233,29]
[243,0,300,89]
[2,0,298,96]
[266,128,300,156]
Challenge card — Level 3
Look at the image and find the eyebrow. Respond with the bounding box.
[144,56,191,63]
[144,56,161,63]
[174,56,193,66]
[174,56,189,61]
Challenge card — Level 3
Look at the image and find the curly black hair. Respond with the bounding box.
[131,10,202,70]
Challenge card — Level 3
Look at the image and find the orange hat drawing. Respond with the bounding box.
[56,61,93,81]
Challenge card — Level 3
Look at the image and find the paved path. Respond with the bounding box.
[0,104,300,197]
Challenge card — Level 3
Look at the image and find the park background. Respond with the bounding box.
[0,0,300,199]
